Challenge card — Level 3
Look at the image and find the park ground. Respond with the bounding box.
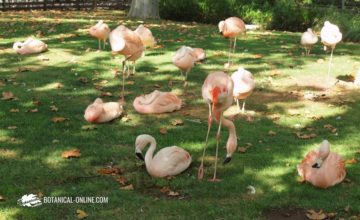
[0,10,360,219]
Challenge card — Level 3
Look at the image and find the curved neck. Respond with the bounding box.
[144,138,156,166]
[221,116,237,157]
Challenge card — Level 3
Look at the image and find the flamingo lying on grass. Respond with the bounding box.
[300,28,318,56]
[84,98,123,123]
[133,90,182,114]
[109,25,144,100]
[297,140,346,189]
[89,20,111,50]
[198,71,237,181]
[218,17,246,67]
[320,21,342,77]
[231,67,255,113]
[135,134,192,178]
[13,37,48,55]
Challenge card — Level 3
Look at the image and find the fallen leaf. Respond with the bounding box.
[78,77,88,84]
[295,132,317,139]
[128,81,135,85]
[1,92,14,100]
[324,124,337,133]
[306,210,327,220]
[76,209,88,219]
[81,125,97,130]
[51,117,67,123]
[168,191,180,196]
[120,184,134,190]
[268,130,277,136]
[32,100,42,106]
[100,92,112,97]
[252,54,263,59]
[97,167,122,175]
[26,108,38,113]
[116,176,127,186]
[238,147,247,153]
[0,195,5,201]
[121,116,131,122]
[171,119,183,126]
[153,84,161,88]
[344,205,350,212]
[61,148,81,158]
[326,212,337,218]
[50,105,58,112]
[346,158,358,164]
[10,108,19,112]
[159,127,167,134]
[8,126,17,130]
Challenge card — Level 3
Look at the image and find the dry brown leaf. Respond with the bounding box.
[120,184,134,190]
[252,54,263,59]
[128,81,135,85]
[61,148,81,158]
[32,100,42,106]
[26,108,38,113]
[306,210,327,220]
[345,158,358,164]
[160,127,167,134]
[238,147,247,153]
[52,117,67,123]
[153,84,161,88]
[1,92,14,100]
[76,209,88,219]
[171,119,183,126]
[168,191,180,196]
[344,205,350,212]
[50,105,58,112]
[160,186,170,193]
[295,132,317,139]
[8,126,17,130]
[324,124,337,133]
[97,167,122,175]
[268,130,277,136]
[121,116,131,122]
[100,92,113,97]
[81,125,97,130]
[116,176,127,186]
[78,77,88,84]
[10,108,19,113]
[326,212,337,218]
[0,195,5,201]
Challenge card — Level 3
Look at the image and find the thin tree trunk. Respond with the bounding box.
[128,0,160,19]
[341,0,345,9]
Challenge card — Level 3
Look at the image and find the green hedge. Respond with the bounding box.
[159,0,360,42]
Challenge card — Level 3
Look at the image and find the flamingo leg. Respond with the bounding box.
[227,38,232,65]
[132,62,136,75]
[242,100,246,113]
[211,115,222,181]
[232,37,237,63]
[98,39,101,50]
[236,99,240,111]
[121,60,126,101]
[327,47,334,78]
[103,40,106,50]
[198,103,213,180]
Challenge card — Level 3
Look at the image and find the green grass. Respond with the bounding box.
[0,10,360,220]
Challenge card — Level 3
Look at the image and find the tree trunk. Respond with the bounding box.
[127,0,160,19]
[341,0,345,9]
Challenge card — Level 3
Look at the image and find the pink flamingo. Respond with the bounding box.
[84,98,123,123]
[89,20,111,50]
[133,90,182,114]
[13,37,48,55]
[109,25,144,100]
[192,48,206,62]
[135,134,192,178]
[300,28,318,56]
[218,17,246,66]
[297,140,346,189]
[231,67,255,113]
[134,24,157,49]
[198,71,237,181]
[320,21,342,77]
[172,46,198,84]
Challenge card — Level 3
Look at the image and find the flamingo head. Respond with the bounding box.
[312,140,330,168]
[13,42,23,53]
[135,134,156,161]
[218,21,225,34]
[84,98,104,123]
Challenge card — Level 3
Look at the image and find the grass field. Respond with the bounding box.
[0,10,359,220]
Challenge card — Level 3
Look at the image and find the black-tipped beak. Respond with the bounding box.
[312,163,320,168]
[136,152,144,161]
[223,157,232,164]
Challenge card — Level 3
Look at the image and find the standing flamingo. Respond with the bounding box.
[89,20,111,50]
[198,71,237,181]
[172,46,197,85]
[134,24,157,49]
[320,21,342,77]
[13,37,48,55]
[133,90,182,114]
[192,48,206,62]
[231,67,255,113]
[297,140,346,188]
[109,25,144,100]
[135,134,192,178]
[300,28,318,56]
[218,17,246,67]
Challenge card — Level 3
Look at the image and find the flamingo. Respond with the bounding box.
[135,134,192,178]
[109,25,144,100]
[218,17,246,67]
[231,67,255,113]
[84,98,123,123]
[198,71,237,181]
[89,20,111,50]
[13,37,48,55]
[320,21,342,77]
[192,48,206,62]
[133,90,182,114]
[300,28,318,56]
[134,24,157,49]
[172,46,198,85]
[297,140,346,189]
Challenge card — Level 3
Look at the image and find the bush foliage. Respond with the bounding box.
[159,0,360,42]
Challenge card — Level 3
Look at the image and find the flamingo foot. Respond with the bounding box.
[223,157,232,164]
[197,164,204,180]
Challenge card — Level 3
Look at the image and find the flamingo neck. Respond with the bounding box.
[221,116,237,157]
[144,137,157,169]
[211,87,221,121]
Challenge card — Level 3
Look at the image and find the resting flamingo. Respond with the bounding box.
[231,67,255,113]
[320,21,342,77]
[198,71,237,181]
[135,134,192,178]
[172,46,198,85]
[300,28,318,56]
[134,24,157,49]
[89,20,111,50]
[133,90,182,114]
[109,25,144,100]
[297,140,346,189]
[13,37,48,55]
[218,17,246,67]
[84,98,123,123]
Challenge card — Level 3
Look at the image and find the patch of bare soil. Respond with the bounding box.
[263,208,308,220]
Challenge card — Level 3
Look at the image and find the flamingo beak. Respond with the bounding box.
[312,163,320,168]
[223,157,232,164]
[136,152,144,161]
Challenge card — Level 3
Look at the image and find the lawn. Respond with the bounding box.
[0,10,359,220]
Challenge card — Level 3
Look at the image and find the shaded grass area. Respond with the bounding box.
[0,10,360,219]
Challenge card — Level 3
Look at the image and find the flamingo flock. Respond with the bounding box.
[12,17,349,187]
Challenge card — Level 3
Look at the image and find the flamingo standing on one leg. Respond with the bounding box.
[109,25,144,100]
[300,28,318,56]
[320,21,342,77]
[134,24,157,49]
[135,134,192,178]
[198,71,237,181]
[297,140,346,188]
[89,20,111,50]
[231,67,255,113]
[172,46,197,85]
[218,17,246,67]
